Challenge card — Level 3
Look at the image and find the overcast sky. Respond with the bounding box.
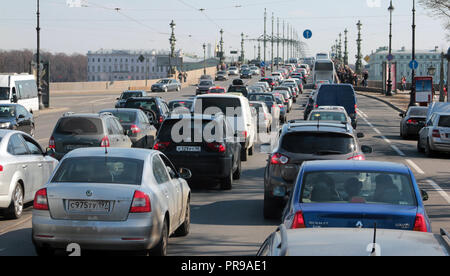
[0,0,448,64]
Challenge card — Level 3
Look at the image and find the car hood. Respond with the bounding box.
[0,118,15,124]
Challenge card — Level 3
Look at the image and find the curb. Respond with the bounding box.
[356,92,407,113]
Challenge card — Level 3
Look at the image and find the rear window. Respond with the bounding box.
[209,88,225,94]
[249,94,274,102]
[438,116,450,127]
[106,111,137,124]
[315,62,333,71]
[198,98,242,115]
[158,119,224,143]
[409,108,428,117]
[52,157,144,185]
[227,86,248,96]
[300,171,416,206]
[168,101,193,110]
[309,112,347,122]
[281,132,355,155]
[121,92,142,100]
[55,117,103,135]
[124,99,158,114]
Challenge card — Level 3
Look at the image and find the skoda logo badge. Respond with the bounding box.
[356,221,363,228]
[86,190,93,197]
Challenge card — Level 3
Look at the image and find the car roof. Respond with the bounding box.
[126,97,160,101]
[123,90,145,93]
[60,113,107,119]
[302,160,410,174]
[281,228,449,256]
[166,113,221,121]
[283,121,353,134]
[63,147,156,161]
[100,108,140,113]
[169,99,194,103]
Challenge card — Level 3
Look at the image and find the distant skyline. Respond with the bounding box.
[0,0,448,64]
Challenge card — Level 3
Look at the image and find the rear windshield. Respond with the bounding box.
[228,86,248,96]
[409,108,428,116]
[0,106,15,118]
[309,112,347,122]
[300,171,416,206]
[124,99,158,114]
[281,132,355,155]
[121,92,142,100]
[169,101,193,110]
[198,98,242,115]
[158,119,224,143]
[106,111,137,124]
[438,116,450,127]
[52,157,144,185]
[315,62,333,71]
[55,117,103,135]
[200,81,213,86]
[249,94,274,102]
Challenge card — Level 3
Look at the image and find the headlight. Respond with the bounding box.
[0,122,11,128]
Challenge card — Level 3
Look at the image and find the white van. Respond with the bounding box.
[0,74,39,114]
[193,94,256,161]
[316,53,330,60]
[313,59,337,84]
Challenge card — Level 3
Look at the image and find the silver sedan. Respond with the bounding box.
[0,130,58,219]
[32,147,192,256]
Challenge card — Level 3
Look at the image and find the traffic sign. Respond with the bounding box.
[303,29,312,39]
[260,61,265,67]
[409,60,419,70]
[387,54,394,61]
[364,55,371,63]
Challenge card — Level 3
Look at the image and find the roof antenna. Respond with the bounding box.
[370,222,377,256]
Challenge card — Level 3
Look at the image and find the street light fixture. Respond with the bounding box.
[386,0,394,96]
[36,0,44,110]
[427,64,436,76]
[409,0,417,107]
[203,43,207,75]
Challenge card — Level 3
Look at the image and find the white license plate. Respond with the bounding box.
[68,200,111,212]
[176,146,201,152]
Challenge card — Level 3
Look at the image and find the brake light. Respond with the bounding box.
[130,125,141,134]
[100,136,110,147]
[315,104,319,108]
[292,211,306,229]
[407,119,418,125]
[207,142,226,153]
[432,129,440,138]
[0,165,3,172]
[347,155,365,161]
[159,116,164,124]
[153,141,170,151]
[49,136,55,149]
[413,213,427,232]
[270,153,289,164]
[130,190,151,213]
[33,188,49,211]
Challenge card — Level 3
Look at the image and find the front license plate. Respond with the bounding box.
[176,146,201,152]
[68,200,111,212]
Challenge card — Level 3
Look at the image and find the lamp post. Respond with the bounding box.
[447,47,450,102]
[203,43,207,75]
[386,0,394,96]
[36,0,44,110]
[219,29,224,66]
[439,51,445,102]
[409,0,417,107]
[344,28,348,66]
[168,20,176,78]
[356,20,363,74]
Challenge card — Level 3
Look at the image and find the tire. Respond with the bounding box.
[248,145,254,156]
[417,140,425,153]
[4,183,24,220]
[30,124,35,137]
[164,87,168,93]
[174,200,190,237]
[263,191,282,220]
[149,218,168,256]
[233,156,241,180]
[425,140,435,157]
[220,167,233,190]
[241,148,248,162]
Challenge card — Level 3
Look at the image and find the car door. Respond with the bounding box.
[160,154,184,227]
[16,105,31,134]
[105,118,119,148]
[152,154,178,233]
[111,117,132,147]
[139,111,156,147]
[21,134,52,194]
[6,134,34,202]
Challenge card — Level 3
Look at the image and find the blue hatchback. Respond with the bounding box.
[282,161,431,232]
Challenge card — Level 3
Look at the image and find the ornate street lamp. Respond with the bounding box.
[386,0,394,96]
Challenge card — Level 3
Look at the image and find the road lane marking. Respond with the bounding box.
[390,145,406,156]
[406,159,425,174]
[426,180,450,204]
[0,215,32,236]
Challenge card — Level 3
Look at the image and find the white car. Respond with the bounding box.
[250,101,272,133]
[0,130,58,219]
[255,82,271,92]
[228,67,239,76]
[193,94,256,161]
[271,72,284,82]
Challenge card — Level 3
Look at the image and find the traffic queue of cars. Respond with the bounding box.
[0,61,448,256]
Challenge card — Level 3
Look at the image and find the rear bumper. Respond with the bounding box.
[430,139,450,152]
[404,125,423,135]
[169,156,233,179]
[32,211,159,251]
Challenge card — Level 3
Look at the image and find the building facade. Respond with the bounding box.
[367,46,448,84]
[87,49,183,82]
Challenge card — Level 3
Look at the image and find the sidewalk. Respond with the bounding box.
[356,90,413,113]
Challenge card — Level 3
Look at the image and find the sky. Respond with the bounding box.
[0,0,448,64]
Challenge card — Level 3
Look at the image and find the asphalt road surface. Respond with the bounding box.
[0,76,448,256]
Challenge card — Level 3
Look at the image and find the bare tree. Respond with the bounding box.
[419,0,450,40]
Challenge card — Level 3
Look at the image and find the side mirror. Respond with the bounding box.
[45,147,55,157]
[124,129,132,136]
[421,189,429,201]
[18,114,25,119]
[361,145,373,154]
[11,95,18,103]
[399,113,405,118]
[179,168,192,180]
[357,132,365,138]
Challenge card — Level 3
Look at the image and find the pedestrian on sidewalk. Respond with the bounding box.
[401,76,407,91]
[178,72,183,84]
[183,71,188,83]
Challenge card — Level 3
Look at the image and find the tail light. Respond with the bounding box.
[355,104,358,110]
[407,119,418,125]
[49,136,55,149]
[207,142,226,153]
[0,165,3,172]
[159,116,164,124]
[33,188,49,211]
[153,141,170,151]
[413,213,427,232]
[292,211,306,229]
[129,190,151,213]
[347,155,365,161]
[270,153,289,164]
[130,125,141,134]
[432,129,440,138]
[315,104,319,108]
[100,136,110,147]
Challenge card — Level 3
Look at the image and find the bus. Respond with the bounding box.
[0,74,39,113]
[313,59,337,84]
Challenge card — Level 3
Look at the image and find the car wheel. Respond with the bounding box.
[220,167,233,190]
[248,145,254,156]
[233,155,241,180]
[417,140,425,153]
[241,148,248,162]
[149,218,168,256]
[5,183,24,219]
[425,139,435,157]
[174,200,190,237]
[263,191,282,220]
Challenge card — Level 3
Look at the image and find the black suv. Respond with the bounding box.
[0,104,35,136]
[124,97,170,131]
[262,121,372,219]
[115,90,147,108]
[154,114,242,190]
[49,112,133,160]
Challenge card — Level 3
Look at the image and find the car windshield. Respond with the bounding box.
[199,97,242,115]
[300,171,416,206]
[200,81,213,86]
[52,157,144,185]
[0,106,15,118]
[158,79,170,84]
[55,117,103,135]
[121,92,142,100]
[0,87,10,100]
[104,111,137,124]
[309,112,347,122]
[438,116,450,127]
[281,132,356,155]
[125,100,158,113]
[409,108,428,116]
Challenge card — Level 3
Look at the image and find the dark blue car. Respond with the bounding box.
[282,160,431,232]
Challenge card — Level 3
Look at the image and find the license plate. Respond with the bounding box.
[176,146,201,152]
[66,145,85,151]
[68,200,111,212]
